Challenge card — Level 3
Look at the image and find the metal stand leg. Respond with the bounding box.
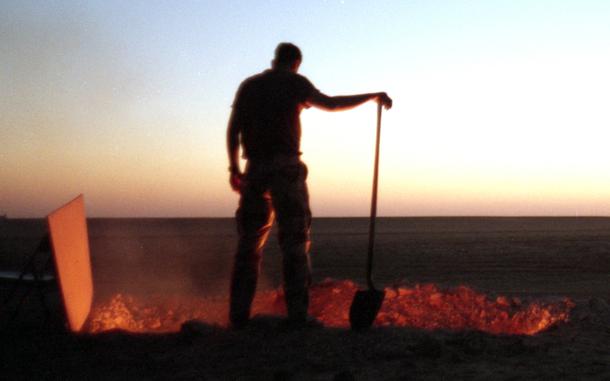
[1,235,57,328]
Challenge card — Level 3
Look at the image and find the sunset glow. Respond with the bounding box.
[2,1,610,217]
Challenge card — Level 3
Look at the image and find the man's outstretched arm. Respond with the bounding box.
[308,91,392,111]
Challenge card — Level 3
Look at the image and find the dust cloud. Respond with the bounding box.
[87,218,280,303]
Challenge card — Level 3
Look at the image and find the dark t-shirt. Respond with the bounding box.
[232,69,319,161]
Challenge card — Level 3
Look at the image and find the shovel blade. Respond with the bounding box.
[349,288,385,331]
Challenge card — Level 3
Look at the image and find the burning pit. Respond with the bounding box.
[88,279,573,335]
[43,196,575,337]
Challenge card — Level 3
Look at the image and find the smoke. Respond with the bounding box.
[88,218,280,304]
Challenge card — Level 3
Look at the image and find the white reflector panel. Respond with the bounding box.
[47,195,93,332]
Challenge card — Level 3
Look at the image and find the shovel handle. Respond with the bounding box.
[366,102,382,289]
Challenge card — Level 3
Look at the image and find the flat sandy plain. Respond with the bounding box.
[2,217,610,380]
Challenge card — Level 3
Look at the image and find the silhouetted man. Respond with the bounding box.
[227,42,392,328]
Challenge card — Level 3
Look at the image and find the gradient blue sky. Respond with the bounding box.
[2,0,610,217]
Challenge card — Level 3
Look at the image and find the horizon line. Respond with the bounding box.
[6,215,610,220]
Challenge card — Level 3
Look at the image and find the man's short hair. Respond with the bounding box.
[274,43,302,64]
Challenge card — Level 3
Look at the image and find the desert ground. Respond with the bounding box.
[2,217,610,380]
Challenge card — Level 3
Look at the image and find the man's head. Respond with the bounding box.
[272,42,302,72]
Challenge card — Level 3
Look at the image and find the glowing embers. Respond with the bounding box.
[89,294,228,333]
[368,282,573,335]
[88,279,573,335]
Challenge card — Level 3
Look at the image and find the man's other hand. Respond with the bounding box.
[376,92,393,110]
[229,172,244,193]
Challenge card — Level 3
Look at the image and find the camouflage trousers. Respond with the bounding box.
[229,159,312,327]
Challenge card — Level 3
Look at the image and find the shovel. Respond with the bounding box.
[349,102,386,331]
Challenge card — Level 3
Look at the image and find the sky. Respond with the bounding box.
[2,0,610,217]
